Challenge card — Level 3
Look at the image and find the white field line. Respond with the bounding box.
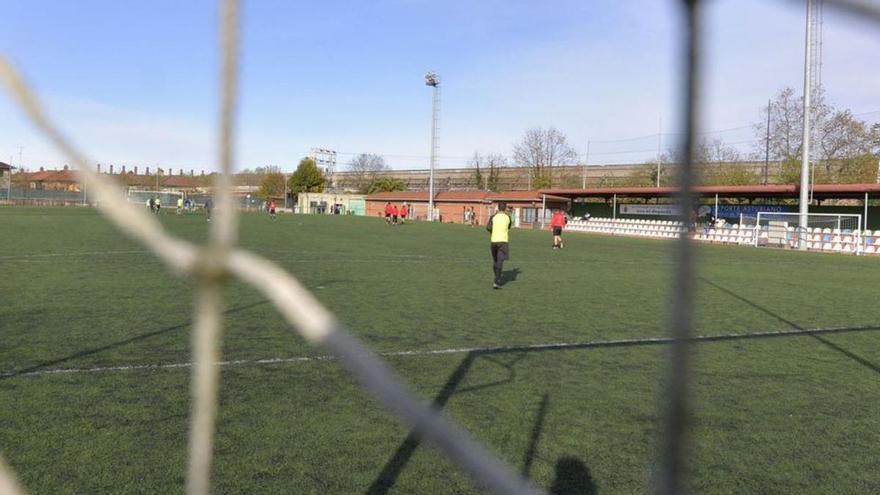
[4,323,877,379]
[0,250,148,260]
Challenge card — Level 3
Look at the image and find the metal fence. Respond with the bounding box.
[1,1,878,494]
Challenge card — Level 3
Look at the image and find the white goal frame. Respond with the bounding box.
[749,212,862,255]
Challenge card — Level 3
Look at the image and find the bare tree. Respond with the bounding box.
[470,152,506,191]
[512,127,577,189]
[697,138,741,164]
[346,153,388,193]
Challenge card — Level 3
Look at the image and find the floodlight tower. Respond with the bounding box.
[798,0,815,250]
[425,71,440,221]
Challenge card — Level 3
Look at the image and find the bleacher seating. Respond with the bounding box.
[566,217,875,256]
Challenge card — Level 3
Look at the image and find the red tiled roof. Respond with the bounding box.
[541,183,880,199]
[25,170,78,182]
[366,190,570,203]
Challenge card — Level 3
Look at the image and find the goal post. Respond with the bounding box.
[741,212,863,255]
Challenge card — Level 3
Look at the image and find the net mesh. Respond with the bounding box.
[2,0,879,494]
[741,212,862,252]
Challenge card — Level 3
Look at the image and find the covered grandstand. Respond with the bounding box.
[543,184,880,256]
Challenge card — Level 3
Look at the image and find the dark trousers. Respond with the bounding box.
[490,242,509,285]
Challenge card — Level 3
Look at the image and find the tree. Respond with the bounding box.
[470,152,483,190]
[345,153,389,193]
[287,157,325,195]
[754,87,835,162]
[469,152,505,191]
[696,138,759,185]
[513,127,577,189]
[237,165,281,186]
[366,176,405,194]
[258,172,286,199]
[755,86,876,184]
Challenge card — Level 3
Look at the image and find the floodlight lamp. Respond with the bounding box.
[424,71,439,87]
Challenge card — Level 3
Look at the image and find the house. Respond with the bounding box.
[297,192,367,215]
[365,190,571,225]
[24,166,80,192]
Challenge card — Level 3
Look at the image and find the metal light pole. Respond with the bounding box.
[656,117,662,188]
[582,140,591,189]
[799,0,813,250]
[763,99,771,185]
[425,71,440,221]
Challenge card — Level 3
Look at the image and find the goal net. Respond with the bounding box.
[127,189,185,207]
[740,212,862,254]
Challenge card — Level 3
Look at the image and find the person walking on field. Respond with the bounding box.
[486,202,512,289]
[399,203,408,224]
[384,202,393,224]
[204,197,213,222]
[392,204,399,225]
[550,209,567,249]
[269,199,277,219]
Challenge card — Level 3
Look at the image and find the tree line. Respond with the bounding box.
[254,86,879,198]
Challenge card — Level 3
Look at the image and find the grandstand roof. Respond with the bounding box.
[0,162,12,171]
[541,184,880,200]
[366,190,570,203]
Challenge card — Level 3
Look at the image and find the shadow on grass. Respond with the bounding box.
[521,393,550,478]
[1,299,269,380]
[550,456,597,495]
[700,277,880,375]
[501,268,521,285]
[366,351,526,495]
[366,279,880,494]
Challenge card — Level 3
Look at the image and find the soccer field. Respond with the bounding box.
[1,207,879,494]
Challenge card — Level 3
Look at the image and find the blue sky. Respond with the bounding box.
[1,0,878,172]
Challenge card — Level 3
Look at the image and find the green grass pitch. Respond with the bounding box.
[1,207,879,494]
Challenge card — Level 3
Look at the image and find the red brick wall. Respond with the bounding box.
[366,200,567,225]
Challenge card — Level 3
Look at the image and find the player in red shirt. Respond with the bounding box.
[269,200,277,219]
[550,209,567,249]
[399,203,408,224]
[384,202,393,224]
[392,204,400,224]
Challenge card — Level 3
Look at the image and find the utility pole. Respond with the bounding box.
[764,99,771,185]
[582,140,590,189]
[656,117,662,188]
[6,155,11,201]
[798,0,813,250]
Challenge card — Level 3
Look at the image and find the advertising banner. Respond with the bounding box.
[619,204,680,216]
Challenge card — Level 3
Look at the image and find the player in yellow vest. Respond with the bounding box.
[486,202,512,289]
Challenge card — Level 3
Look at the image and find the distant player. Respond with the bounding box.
[155,197,161,215]
[204,198,213,222]
[399,203,408,224]
[269,199,277,219]
[177,197,184,215]
[384,202,393,224]
[392,204,399,225]
[550,209,567,249]
[486,202,512,289]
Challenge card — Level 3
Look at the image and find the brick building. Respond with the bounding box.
[365,190,570,225]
